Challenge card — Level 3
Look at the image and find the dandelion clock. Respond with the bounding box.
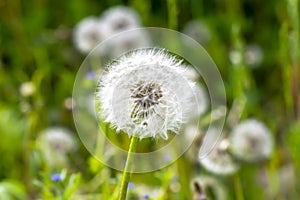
[72,28,226,174]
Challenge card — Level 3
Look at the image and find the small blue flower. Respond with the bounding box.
[51,173,63,182]
[143,194,150,199]
[128,182,134,189]
[86,71,96,80]
[163,154,171,162]
[122,160,126,167]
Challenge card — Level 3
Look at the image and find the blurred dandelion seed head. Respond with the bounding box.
[229,50,243,65]
[199,130,239,175]
[37,127,77,168]
[101,6,141,33]
[73,17,110,54]
[97,48,198,140]
[229,119,273,162]
[43,127,77,153]
[20,82,35,97]
[244,45,264,68]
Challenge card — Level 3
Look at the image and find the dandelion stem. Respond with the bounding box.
[234,174,245,200]
[287,0,299,120]
[167,0,178,29]
[118,136,139,200]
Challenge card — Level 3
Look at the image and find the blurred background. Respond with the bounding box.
[0,0,299,199]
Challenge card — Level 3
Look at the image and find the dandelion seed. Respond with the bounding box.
[199,129,239,175]
[97,48,198,140]
[229,119,273,162]
[101,6,141,33]
[73,17,110,54]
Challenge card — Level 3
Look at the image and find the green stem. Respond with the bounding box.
[167,0,178,30]
[118,136,139,200]
[234,174,245,200]
[177,156,191,199]
[287,0,299,120]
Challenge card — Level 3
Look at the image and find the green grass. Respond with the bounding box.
[0,0,299,199]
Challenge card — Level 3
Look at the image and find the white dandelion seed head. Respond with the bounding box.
[229,119,273,162]
[101,6,141,33]
[244,44,264,68]
[229,49,243,65]
[192,175,226,200]
[37,127,77,168]
[43,127,77,153]
[20,82,35,97]
[73,17,110,54]
[183,20,212,45]
[199,129,239,175]
[97,48,199,140]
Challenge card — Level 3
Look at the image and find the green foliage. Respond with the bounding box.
[0,0,299,199]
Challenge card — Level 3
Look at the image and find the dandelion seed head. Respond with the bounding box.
[229,119,273,162]
[20,82,35,97]
[101,6,141,33]
[73,17,110,54]
[44,127,77,153]
[37,127,77,168]
[244,45,264,68]
[229,50,242,65]
[199,130,239,175]
[97,48,198,140]
[64,97,74,110]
